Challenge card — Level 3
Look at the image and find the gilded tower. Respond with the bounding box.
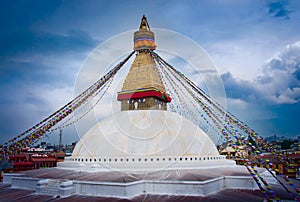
[117,15,171,111]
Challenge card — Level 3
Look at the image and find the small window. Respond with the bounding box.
[180,158,182,161]
[104,159,106,162]
[144,158,147,161]
[139,99,145,103]
[94,159,96,162]
[169,158,171,161]
[163,158,165,161]
[151,158,153,161]
[132,158,135,162]
[120,159,123,162]
[126,158,129,161]
[115,159,117,162]
[86,159,88,162]
[157,158,159,161]
[90,159,92,162]
[99,159,101,162]
[109,158,111,162]
[185,158,188,161]
[138,158,141,161]
[190,157,193,161]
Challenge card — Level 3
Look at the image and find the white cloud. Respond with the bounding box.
[207,37,286,81]
[222,41,300,105]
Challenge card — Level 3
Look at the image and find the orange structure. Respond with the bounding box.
[249,153,300,178]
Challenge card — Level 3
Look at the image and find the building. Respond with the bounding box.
[1,16,295,201]
[8,154,57,172]
[250,153,300,178]
[59,15,234,172]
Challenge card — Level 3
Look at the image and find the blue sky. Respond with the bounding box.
[0,0,300,145]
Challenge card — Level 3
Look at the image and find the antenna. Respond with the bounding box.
[59,128,63,151]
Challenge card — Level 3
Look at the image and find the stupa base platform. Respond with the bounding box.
[2,165,280,201]
[0,182,266,202]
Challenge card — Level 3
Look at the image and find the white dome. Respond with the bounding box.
[60,110,235,171]
[72,110,219,157]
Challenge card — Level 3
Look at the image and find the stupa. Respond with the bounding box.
[58,15,235,171]
[2,16,278,201]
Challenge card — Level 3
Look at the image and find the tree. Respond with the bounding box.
[281,139,294,150]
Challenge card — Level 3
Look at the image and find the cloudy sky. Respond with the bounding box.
[0,0,300,145]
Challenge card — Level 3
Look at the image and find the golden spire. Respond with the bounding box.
[139,15,151,30]
[117,16,171,111]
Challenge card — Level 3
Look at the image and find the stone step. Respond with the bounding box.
[38,179,62,195]
[40,190,59,195]
[44,186,59,190]
[41,188,59,192]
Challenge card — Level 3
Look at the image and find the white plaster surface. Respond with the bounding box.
[11,177,40,190]
[60,110,235,171]
[71,176,258,198]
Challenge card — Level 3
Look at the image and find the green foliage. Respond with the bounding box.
[281,139,294,150]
